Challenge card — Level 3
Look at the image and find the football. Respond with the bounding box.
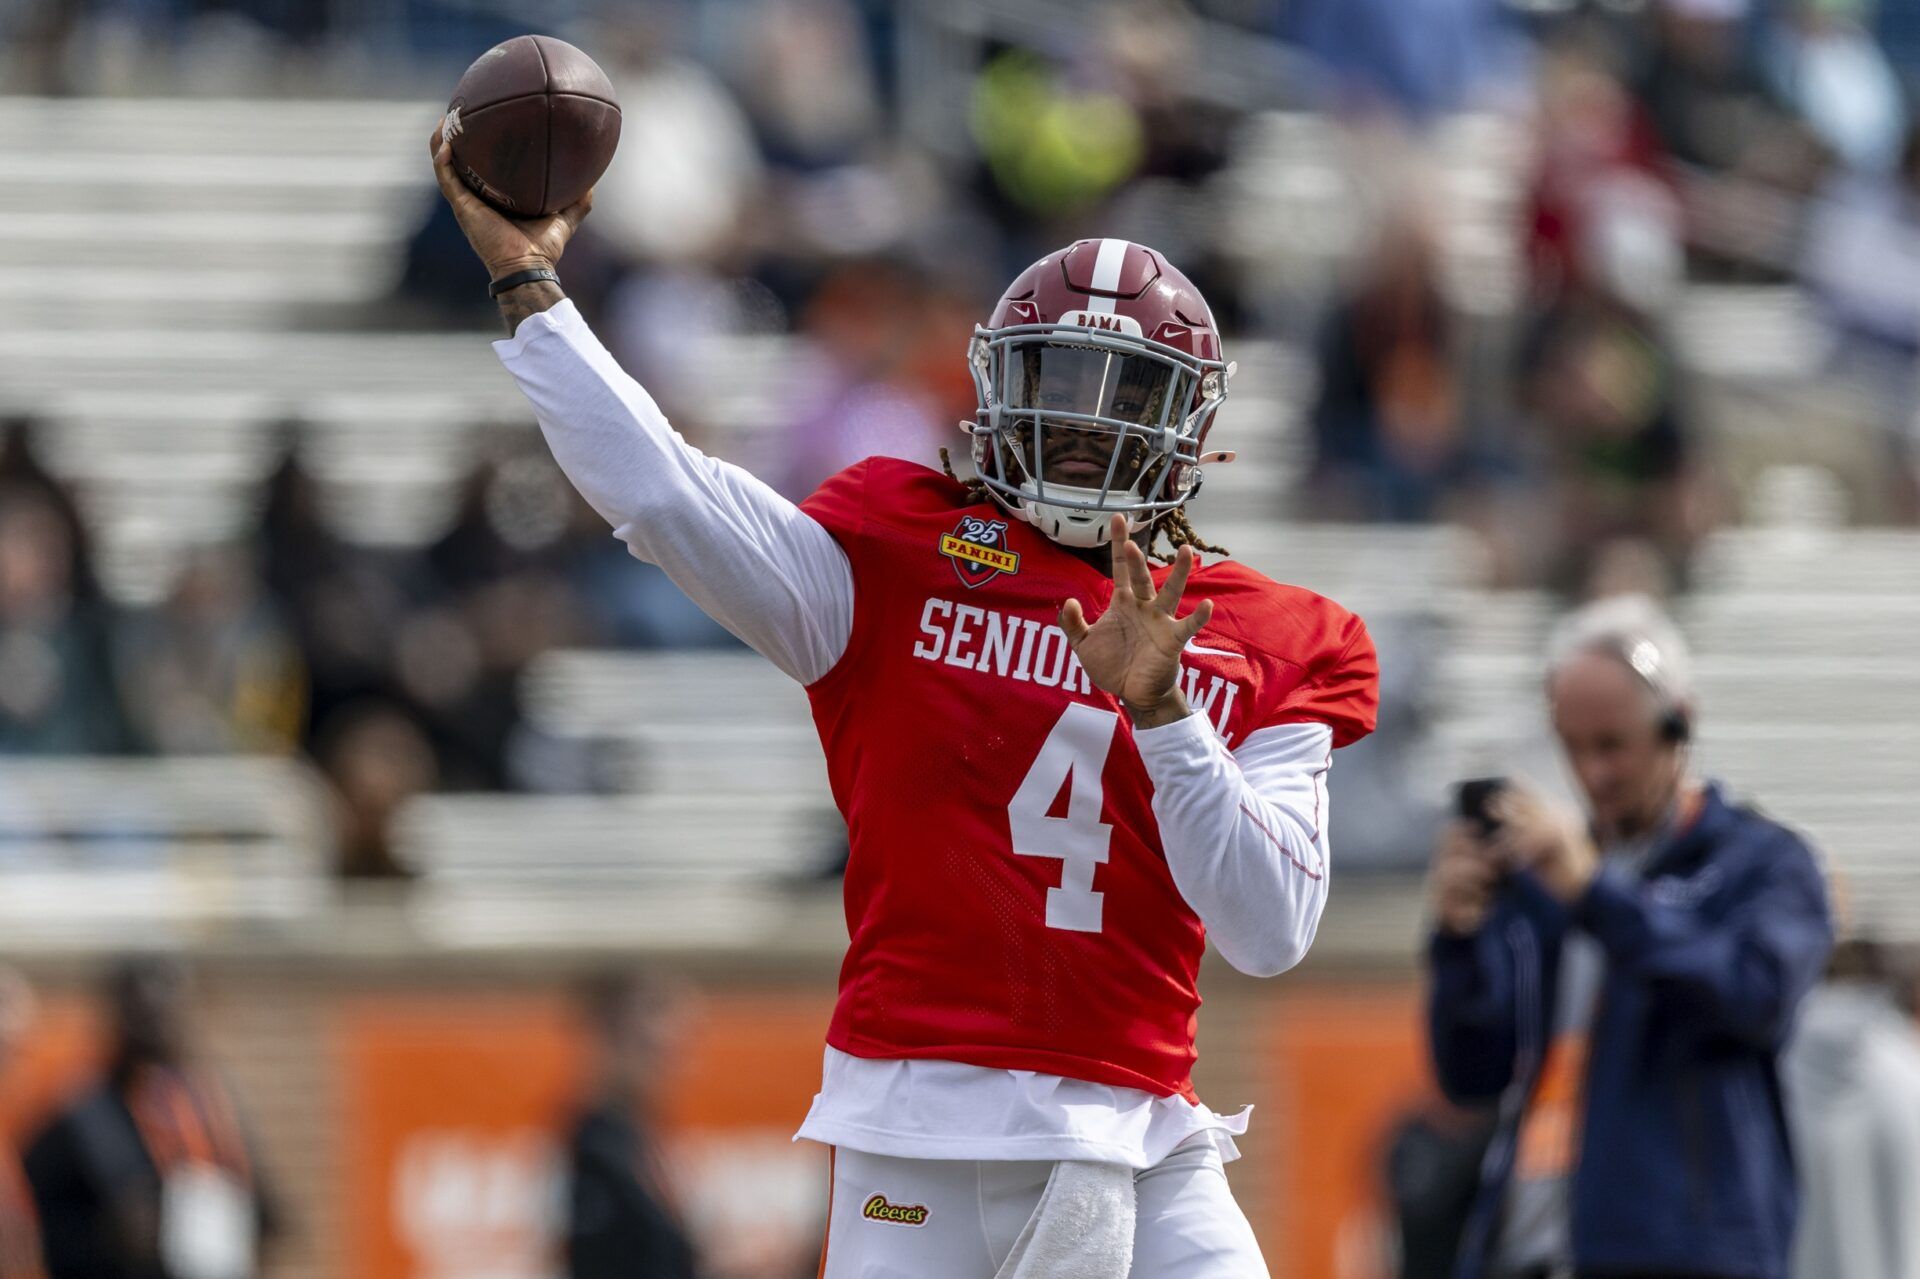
[444,34,621,218]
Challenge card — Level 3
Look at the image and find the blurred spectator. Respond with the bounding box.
[563,972,696,1279]
[257,452,423,755]
[1382,1096,1496,1279]
[1309,210,1475,521]
[392,196,501,329]
[1803,123,1920,352]
[1102,2,1228,186]
[1635,0,1783,174]
[0,474,130,756]
[260,445,539,795]
[315,701,437,879]
[1631,0,1835,262]
[1519,43,1713,585]
[1094,3,1243,307]
[0,966,43,1279]
[781,258,974,498]
[1801,124,1920,516]
[970,46,1145,224]
[1783,938,1920,1279]
[603,267,787,411]
[586,14,763,269]
[1425,595,1832,1279]
[1524,43,1667,308]
[1761,0,1906,175]
[1284,0,1521,120]
[724,0,883,171]
[112,548,305,757]
[259,431,724,813]
[0,0,81,93]
[1517,174,1705,591]
[1520,297,1698,591]
[24,958,281,1279]
[448,568,582,784]
[415,452,593,788]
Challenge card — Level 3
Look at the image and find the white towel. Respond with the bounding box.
[994,1159,1136,1279]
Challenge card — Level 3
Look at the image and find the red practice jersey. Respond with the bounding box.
[801,458,1378,1100]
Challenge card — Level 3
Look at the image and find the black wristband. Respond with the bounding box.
[488,267,560,297]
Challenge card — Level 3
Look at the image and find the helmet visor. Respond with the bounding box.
[1009,344,1173,427]
[1001,342,1188,495]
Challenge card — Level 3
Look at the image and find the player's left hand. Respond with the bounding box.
[1060,514,1214,729]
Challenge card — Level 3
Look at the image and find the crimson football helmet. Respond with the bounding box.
[968,239,1232,548]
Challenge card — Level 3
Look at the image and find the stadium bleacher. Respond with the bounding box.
[0,756,332,946]
[0,97,432,325]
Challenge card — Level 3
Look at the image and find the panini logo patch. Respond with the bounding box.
[862,1194,930,1227]
[939,515,1020,588]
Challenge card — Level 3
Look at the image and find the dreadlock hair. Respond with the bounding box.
[938,447,1227,564]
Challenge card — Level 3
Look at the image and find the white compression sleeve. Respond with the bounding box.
[1135,713,1335,977]
[493,301,854,685]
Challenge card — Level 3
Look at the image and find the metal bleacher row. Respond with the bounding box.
[2,97,1916,954]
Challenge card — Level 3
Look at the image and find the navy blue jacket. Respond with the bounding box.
[1427,784,1833,1279]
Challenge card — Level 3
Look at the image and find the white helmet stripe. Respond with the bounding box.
[1083,238,1128,313]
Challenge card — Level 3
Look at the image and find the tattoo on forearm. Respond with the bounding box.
[497,280,567,334]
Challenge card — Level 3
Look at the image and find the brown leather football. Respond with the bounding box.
[444,35,621,218]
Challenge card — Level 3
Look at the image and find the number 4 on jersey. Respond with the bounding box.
[1008,702,1119,933]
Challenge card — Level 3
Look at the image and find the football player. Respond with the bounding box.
[434,127,1377,1278]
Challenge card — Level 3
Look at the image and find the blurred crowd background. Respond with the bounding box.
[1,0,1919,1277]
[1,0,1918,868]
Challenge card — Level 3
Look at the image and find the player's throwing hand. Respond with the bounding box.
[1060,514,1215,727]
[429,123,592,282]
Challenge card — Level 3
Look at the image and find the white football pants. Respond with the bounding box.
[816,1135,1270,1278]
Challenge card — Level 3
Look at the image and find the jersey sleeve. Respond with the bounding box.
[1262,607,1379,748]
[494,299,854,685]
[799,458,875,547]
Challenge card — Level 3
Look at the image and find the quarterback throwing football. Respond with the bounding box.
[434,128,1377,1278]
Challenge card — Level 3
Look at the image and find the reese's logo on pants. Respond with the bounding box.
[939,515,1020,588]
[862,1194,930,1227]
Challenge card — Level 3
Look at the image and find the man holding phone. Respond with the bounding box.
[1425,594,1833,1279]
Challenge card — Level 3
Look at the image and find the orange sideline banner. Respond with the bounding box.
[336,989,835,1279]
[1265,985,1429,1279]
